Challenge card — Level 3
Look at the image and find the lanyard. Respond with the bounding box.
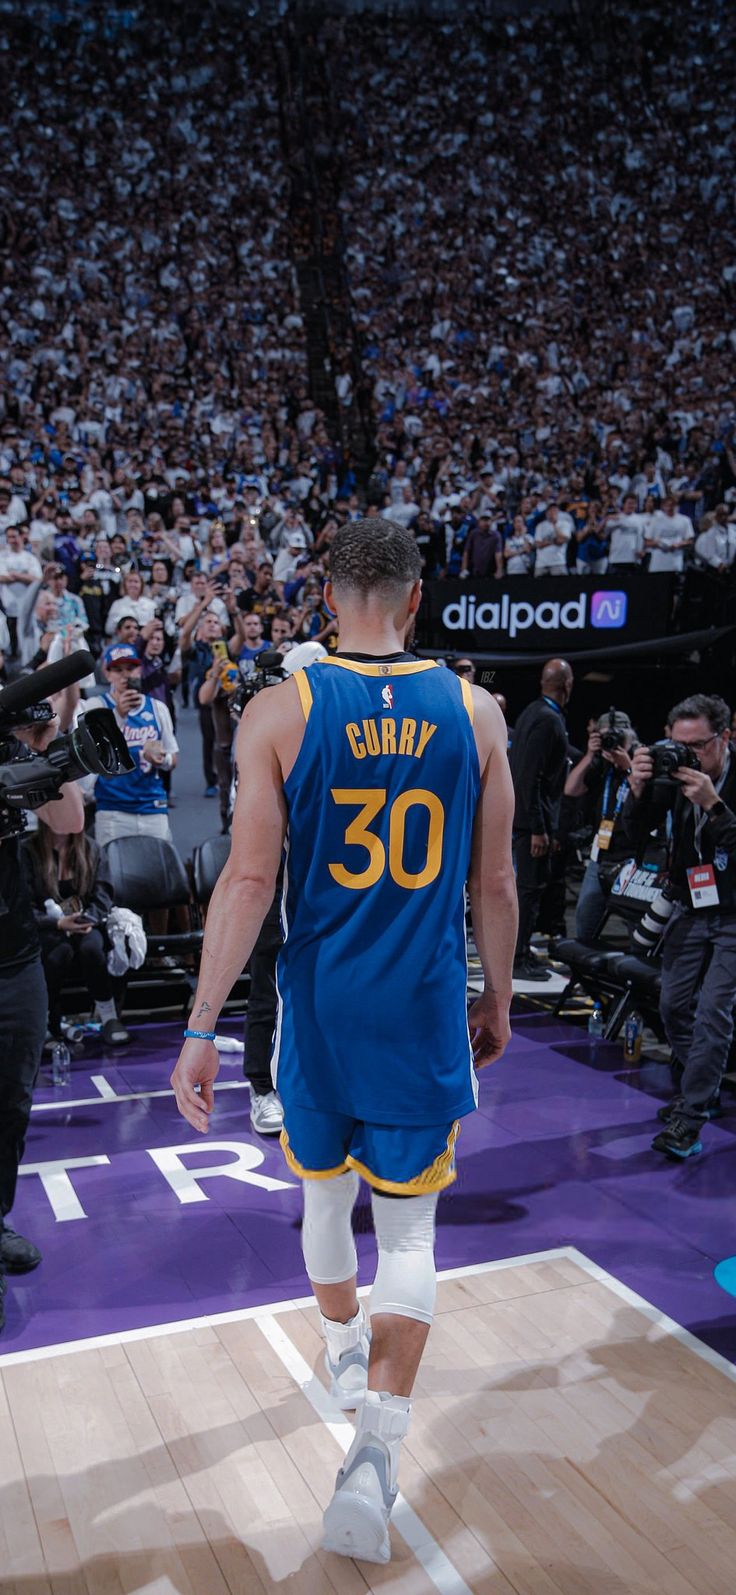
[693,749,730,861]
[542,695,564,717]
[602,769,629,823]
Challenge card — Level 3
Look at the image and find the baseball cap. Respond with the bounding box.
[288,531,307,547]
[103,643,139,669]
[597,709,632,732]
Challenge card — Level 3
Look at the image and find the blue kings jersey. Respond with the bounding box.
[95,692,168,813]
[272,657,481,1126]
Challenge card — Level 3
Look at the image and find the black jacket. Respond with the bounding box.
[509,697,569,835]
[623,754,736,912]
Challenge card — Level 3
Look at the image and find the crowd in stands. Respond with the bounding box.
[332,2,736,572]
[1,2,735,634]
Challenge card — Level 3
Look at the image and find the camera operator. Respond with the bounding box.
[0,712,85,1332]
[624,694,736,1159]
[565,710,637,943]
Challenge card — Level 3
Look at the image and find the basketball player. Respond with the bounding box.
[171,517,516,1563]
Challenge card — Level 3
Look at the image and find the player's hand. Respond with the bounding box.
[171,1039,219,1133]
[530,832,549,858]
[468,993,511,1070]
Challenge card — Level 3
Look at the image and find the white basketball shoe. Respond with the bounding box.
[322,1389,410,1563]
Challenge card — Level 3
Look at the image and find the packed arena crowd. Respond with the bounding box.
[1,0,735,620]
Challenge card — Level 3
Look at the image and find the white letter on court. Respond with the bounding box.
[148,1141,294,1204]
[19,1157,111,1221]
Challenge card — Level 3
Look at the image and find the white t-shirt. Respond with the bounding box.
[0,548,43,615]
[504,534,532,575]
[646,511,695,573]
[534,519,571,572]
[695,524,736,570]
[608,512,646,565]
[385,499,420,529]
[105,594,157,635]
[174,592,228,627]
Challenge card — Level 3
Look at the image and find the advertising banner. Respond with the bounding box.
[419,572,675,654]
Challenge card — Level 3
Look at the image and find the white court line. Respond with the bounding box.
[89,1074,120,1101]
[31,1077,249,1114]
[2,1246,735,1395]
[0,1247,573,1368]
[260,1310,473,1595]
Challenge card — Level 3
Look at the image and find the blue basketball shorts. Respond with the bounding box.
[279,1103,461,1194]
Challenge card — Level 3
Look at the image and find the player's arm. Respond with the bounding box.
[467,689,517,1069]
[170,688,288,1131]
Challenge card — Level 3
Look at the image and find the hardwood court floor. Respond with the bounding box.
[2,1252,736,1595]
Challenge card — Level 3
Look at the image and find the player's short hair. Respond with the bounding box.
[329,516,422,598]
[669,693,731,733]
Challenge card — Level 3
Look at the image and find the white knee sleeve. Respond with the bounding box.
[370,1191,438,1326]
[301,1171,359,1285]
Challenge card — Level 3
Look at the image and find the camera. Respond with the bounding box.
[648,738,699,804]
[0,657,133,839]
[631,882,679,955]
[229,650,287,721]
[600,706,628,754]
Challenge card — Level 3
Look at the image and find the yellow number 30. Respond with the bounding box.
[328,788,444,891]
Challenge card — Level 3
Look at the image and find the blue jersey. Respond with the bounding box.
[94,692,168,813]
[272,657,481,1126]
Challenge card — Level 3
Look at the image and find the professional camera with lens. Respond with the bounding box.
[0,658,133,839]
[631,881,679,956]
[229,649,287,722]
[600,706,628,754]
[648,738,700,804]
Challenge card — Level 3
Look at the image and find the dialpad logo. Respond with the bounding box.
[591,591,628,628]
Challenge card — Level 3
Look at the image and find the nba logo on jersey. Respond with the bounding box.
[381,684,394,710]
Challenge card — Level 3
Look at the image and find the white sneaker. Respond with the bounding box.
[323,1304,370,1409]
[249,1089,284,1135]
[322,1390,410,1564]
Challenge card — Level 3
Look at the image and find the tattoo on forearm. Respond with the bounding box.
[195,1001,212,1019]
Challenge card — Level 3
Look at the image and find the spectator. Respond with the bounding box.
[87,643,178,846]
[533,507,571,577]
[105,570,157,635]
[22,820,129,1046]
[644,497,695,573]
[0,529,42,655]
[607,496,647,567]
[460,513,503,579]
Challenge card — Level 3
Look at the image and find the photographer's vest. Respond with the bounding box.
[95,692,168,814]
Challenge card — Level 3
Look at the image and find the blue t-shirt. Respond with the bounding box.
[94,692,168,814]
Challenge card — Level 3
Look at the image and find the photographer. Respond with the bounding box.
[0,710,85,1331]
[565,710,637,943]
[624,694,736,1159]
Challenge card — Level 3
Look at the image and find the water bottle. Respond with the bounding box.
[51,1042,71,1087]
[623,1010,643,1064]
[588,1002,604,1041]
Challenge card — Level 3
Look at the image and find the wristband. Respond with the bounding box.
[183,1028,216,1041]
